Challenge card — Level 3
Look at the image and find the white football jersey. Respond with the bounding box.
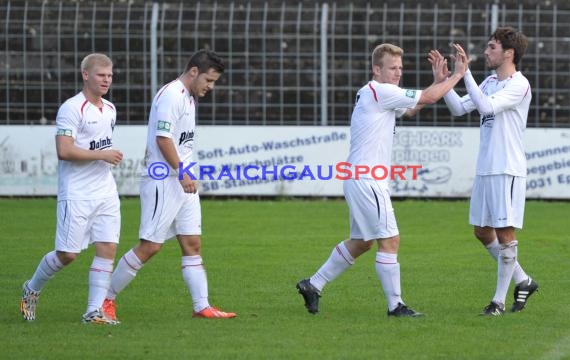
[55,92,118,200]
[346,80,421,182]
[142,79,196,177]
[460,71,531,176]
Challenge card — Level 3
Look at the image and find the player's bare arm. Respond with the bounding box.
[56,135,123,165]
[156,136,196,193]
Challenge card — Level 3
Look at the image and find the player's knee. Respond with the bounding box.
[136,241,162,261]
[95,242,117,259]
[144,243,162,257]
[190,244,201,254]
[473,227,488,242]
[347,239,372,252]
[184,241,202,255]
[495,227,516,243]
[56,251,78,265]
[178,235,202,255]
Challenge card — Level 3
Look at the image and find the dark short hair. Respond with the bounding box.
[184,49,225,74]
[490,26,528,66]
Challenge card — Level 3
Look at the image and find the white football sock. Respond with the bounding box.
[107,249,143,300]
[86,256,114,313]
[310,241,355,292]
[28,251,65,291]
[181,255,210,312]
[375,252,403,312]
[493,240,518,306]
[485,238,528,284]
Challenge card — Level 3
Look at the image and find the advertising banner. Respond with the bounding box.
[1,125,569,199]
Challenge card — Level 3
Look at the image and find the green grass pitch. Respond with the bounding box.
[1,198,569,359]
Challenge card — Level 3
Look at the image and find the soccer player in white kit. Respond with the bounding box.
[430,27,538,316]
[104,50,236,320]
[20,53,123,324]
[297,43,468,316]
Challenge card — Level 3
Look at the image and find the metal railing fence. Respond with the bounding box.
[1,1,569,127]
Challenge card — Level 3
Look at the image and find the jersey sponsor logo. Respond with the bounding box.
[89,136,113,150]
[157,120,172,132]
[481,114,495,127]
[405,89,417,98]
[56,128,73,137]
[179,130,194,146]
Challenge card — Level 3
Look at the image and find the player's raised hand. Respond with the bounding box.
[450,43,470,74]
[428,49,449,83]
[102,149,123,165]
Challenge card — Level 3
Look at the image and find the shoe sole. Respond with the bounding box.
[82,320,118,325]
[388,312,425,317]
[479,311,505,316]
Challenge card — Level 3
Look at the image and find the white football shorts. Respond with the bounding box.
[343,178,399,240]
[469,174,526,229]
[55,196,121,253]
[139,176,202,243]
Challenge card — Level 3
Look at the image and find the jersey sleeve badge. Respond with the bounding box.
[56,128,73,136]
[157,120,172,132]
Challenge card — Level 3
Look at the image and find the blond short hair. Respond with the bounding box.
[371,43,403,68]
[81,53,113,72]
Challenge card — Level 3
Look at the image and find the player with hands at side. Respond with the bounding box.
[20,53,123,325]
[103,49,236,321]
